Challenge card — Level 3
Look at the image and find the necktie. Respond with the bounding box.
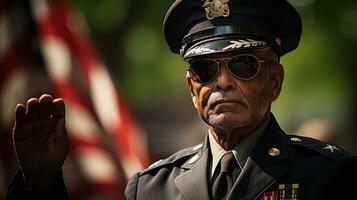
[212,152,238,200]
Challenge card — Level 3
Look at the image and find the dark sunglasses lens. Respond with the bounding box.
[229,55,259,79]
[190,60,218,83]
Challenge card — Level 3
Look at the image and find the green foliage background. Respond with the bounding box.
[72,0,357,154]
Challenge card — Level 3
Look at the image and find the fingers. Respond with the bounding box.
[26,98,40,122]
[39,94,53,119]
[52,98,65,119]
[52,98,68,149]
[15,104,26,127]
[19,94,66,123]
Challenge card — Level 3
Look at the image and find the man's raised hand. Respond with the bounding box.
[12,94,69,190]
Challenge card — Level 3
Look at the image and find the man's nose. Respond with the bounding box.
[215,62,236,90]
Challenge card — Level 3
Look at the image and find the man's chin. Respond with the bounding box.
[207,113,251,129]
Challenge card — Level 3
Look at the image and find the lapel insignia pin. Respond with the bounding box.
[290,137,302,142]
[149,159,163,168]
[193,143,203,151]
[203,0,230,20]
[189,154,199,164]
[323,144,340,152]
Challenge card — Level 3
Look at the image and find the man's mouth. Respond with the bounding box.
[209,99,241,109]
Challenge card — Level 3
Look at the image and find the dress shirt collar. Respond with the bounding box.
[208,116,270,179]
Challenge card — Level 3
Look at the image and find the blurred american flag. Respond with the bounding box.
[0,0,149,199]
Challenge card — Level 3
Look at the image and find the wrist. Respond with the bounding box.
[23,171,63,190]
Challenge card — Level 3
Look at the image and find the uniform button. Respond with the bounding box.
[268,148,280,157]
[290,137,302,142]
[189,154,199,164]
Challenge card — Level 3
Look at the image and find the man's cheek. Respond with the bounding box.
[201,90,212,108]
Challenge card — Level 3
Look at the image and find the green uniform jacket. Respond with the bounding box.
[125,115,357,200]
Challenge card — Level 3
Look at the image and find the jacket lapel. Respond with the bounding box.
[174,115,289,200]
[228,115,289,200]
[174,136,211,200]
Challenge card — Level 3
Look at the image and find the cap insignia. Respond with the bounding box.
[203,0,230,20]
[223,39,267,50]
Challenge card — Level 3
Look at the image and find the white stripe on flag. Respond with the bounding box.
[78,147,119,183]
[89,64,122,132]
[66,104,102,142]
[41,37,72,82]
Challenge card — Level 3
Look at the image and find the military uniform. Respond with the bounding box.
[125,116,357,200]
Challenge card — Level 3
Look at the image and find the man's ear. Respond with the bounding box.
[270,63,284,102]
[186,72,198,109]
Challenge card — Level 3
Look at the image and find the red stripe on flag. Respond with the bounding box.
[53,81,93,113]
[29,1,150,198]
[117,98,149,166]
[36,0,150,170]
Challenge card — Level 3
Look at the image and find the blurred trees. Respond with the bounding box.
[72,0,357,154]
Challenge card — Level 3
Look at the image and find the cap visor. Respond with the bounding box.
[184,37,269,59]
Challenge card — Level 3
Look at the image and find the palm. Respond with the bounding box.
[12,94,68,187]
[14,118,67,173]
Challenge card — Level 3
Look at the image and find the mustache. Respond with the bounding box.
[206,89,247,109]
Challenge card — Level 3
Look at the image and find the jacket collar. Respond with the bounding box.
[228,114,289,200]
[174,135,212,200]
[175,114,289,200]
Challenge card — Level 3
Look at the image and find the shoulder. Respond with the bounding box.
[286,134,352,160]
[125,143,204,199]
[140,143,204,175]
[285,134,357,169]
[127,142,204,182]
[285,135,357,198]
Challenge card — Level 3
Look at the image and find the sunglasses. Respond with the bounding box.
[187,54,265,84]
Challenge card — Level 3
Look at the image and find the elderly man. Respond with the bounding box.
[7,0,357,199]
[125,0,357,199]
